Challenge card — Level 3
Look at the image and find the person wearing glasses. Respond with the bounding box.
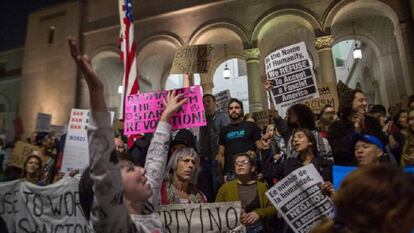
[215,152,276,233]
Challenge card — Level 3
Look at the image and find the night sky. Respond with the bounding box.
[0,1,61,51]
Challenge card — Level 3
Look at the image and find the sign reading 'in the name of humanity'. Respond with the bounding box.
[265,42,319,117]
[266,164,334,233]
[124,85,206,135]
[170,44,214,74]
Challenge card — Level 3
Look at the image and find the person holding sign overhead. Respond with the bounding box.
[68,37,186,233]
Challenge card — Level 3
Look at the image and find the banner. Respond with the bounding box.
[8,141,39,168]
[124,85,206,135]
[61,109,114,172]
[265,42,319,117]
[266,164,334,233]
[302,83,339,113]
[157,202,245,233]
[170,44,214,74]
[35,113,52,132]
[0,177,93,233]
[214,89,231,113]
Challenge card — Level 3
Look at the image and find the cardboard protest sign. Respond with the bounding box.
[157,201,245,233]
[253,110,270,130]
[124,85,206,135]
[170,44,214,74]
[35,112,52,132]
[61,109,114,172]
[302,83,339,113]
[266,164,334,233]
[265,42,319,117]
[214,89,231,113]
[8,141,39,168]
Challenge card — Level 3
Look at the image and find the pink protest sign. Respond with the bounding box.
[124,85,206,135]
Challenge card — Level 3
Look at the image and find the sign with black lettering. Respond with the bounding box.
[214,89,231,113]
[301,83,339,113]
[170,44,214,74]
[265,164,334,233]
[0,177,93,233]
[265,42,319,117]
[157,202,245,233]
[253,110,270,130]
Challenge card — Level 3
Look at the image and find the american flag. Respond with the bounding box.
[119,0,139,118]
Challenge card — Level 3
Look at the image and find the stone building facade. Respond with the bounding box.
[17,0,414,137]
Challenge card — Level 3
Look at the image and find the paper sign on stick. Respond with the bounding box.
[35,112,52,132]
[124,85,206,135]
[214,89,231,113]
[170,44,214,74]
[265,42,319,117]
[266,164,334,233]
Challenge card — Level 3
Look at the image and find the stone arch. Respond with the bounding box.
[187,22,246,87]
[137,34,183,91]
[251,8,322,44]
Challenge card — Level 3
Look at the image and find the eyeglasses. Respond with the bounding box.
[234,160,250,166]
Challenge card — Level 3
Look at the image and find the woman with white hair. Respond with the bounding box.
[161,147,207,204]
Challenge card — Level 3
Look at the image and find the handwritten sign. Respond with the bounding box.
[0,177,93,233]
[265,42,319,117]
[124,86,206,135]
[214,89,231,113]
[170,45,214,74]
[8,141,40,168]
[157,202,245,233]
[302,83,339,113]
[253,110,270,130]
[266,164,334,233]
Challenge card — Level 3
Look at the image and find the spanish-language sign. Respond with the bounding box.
[266,164,334,233]
[124,85,206,135]
[61,109,114,172]
[253,110,270,129]
[35,112,52,132]
[302,83,339,113]
[214,89,231,113]
[0,177,94,233]
[265,42,319,117]
[157,201,245,233]
[8,141,39,168]
[170,44,214,74]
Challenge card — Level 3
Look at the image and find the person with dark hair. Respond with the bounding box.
[20,154,43,184]
[198,93,230,201]
[244,112,257,123]
[216,98,263,182]
[316,105,337,139]
[216,152,276,233]
[284,104,332,160]
[352,133,384,166]
[328,89,385,165]
[311,164,414,233]
[69,37,186,232]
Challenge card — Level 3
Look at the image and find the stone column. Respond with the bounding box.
[394,23,414,95]
[315,35,337,83]
[243,48,265,112]
[201,81,214,95]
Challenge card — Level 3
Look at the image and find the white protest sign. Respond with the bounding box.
[157,201,245,233]
[266,164,334,233]
[214,89,231,113]
[61,109,114,173]
[265,42,319,117]
[35,112,52,132]
[170,44,214,74]
[0,177,94,233]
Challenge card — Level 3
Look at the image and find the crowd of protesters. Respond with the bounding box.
[0,38,413,233]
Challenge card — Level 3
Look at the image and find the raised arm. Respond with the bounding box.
[69,38,132,232]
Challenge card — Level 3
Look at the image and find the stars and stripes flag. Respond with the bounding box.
[119,0,141,147]
[119,0,139,119]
